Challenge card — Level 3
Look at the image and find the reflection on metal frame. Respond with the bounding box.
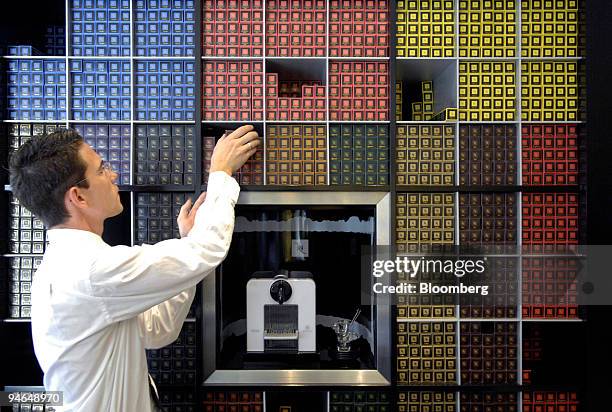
[201,191,391,386]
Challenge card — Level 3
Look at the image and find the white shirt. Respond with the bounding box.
[31,171,240,412]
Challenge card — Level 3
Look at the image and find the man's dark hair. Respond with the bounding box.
[9,129,89,228]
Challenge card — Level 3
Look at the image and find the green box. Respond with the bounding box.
[353,148,365,160]
[330,160,341,173]
[342,161,353,173]
[330,148,341,161]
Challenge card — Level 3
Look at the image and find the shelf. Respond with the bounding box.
[132,56,196,60]
[328,57,391,60]
[521,121,586,124]
[67,56,131,60]
[132,120,195,124]
[397,57,457,61]
[329,121,391,124]
[396,318,459,322]
[520,56,586,61]
[259,121,326,124]
[2,253,44,258]
[266,57,327,61]
[2,55,67,59]
[522,318,585,322]
[395,185,582,193]
[2,319,31,323]
[396,121,457,124]
[67,120,130,124]
[203,185,391,192]
[2,120,67,124]
[457,121,519,124]
[201,56,264,60]
[125,185,197,192]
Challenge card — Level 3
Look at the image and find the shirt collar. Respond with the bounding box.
[47,228,105,245]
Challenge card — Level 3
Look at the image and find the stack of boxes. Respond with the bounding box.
[265,0,327,57]
[329,392,390,412]
[135,192,188,243]
[521,61,580,122]
[396,0,455,58]
[458,61,516,121]
[460,393,519,411]
[146,322,197,385]
[156,390,196,412]
[522,125,579,185]
[266,124,327,186]
[329,124,389,186]
[203,392,264,412]
[522,323,543,382]
[397,392,456,412]
[397,290,456,319]
[523,392,579,411]
[8,195,47,255]
[396,124,455,186]
[522,257,579,318]
[459,257,519,318]
[395,193,455,252]
[134,0,195,57]
[6,59,67,121]
[458,0,517,58]
[73,124,131,185]
[397,322,457,385]
[70,0,131,57]
[396,81,403,120]
[8,256,42,319]
[411,81,434,121]
[328,0,390,58]
[329,61,389,121]
[396,259,456,319]
[134,125,195,186]
[44,26,66,56]
[202,0,264,57]
[134,60,195,121]
[5,46,43,56]
[202,60,264,121]
[70,59,131,121]
[265,75,326,121]
[459,125,517,185]
[202,133,264,185]
[458,194,518,245]
[521,193,579,245]
[521,0,583,58]
[7,124,63,154]
[460,322,518,384]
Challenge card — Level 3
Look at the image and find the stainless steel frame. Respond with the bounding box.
[201,191,392,386]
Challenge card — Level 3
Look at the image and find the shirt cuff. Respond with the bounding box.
[207,171,240,205]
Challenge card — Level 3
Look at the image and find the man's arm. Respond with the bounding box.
[89,171,239,324]
[137,286,196,349]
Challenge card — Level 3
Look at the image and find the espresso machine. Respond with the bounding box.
[246,270,316,353]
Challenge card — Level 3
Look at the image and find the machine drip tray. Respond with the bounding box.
[243,352,321,369]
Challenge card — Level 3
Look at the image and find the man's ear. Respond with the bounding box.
[65,186,87,209]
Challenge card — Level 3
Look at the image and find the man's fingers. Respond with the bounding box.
[227,124,254,139]
[179,197,192,216]
[239,138,261,153]
[236,131,260,145]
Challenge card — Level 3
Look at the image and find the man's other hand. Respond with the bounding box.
[177,191,207,237]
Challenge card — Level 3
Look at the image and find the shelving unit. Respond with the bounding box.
[0,0,594,411]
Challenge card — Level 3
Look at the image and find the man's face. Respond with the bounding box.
[76,143,123,219]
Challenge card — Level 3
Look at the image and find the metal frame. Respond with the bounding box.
[201,191,392,386]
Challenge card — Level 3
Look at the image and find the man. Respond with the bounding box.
[8,125,260,411]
